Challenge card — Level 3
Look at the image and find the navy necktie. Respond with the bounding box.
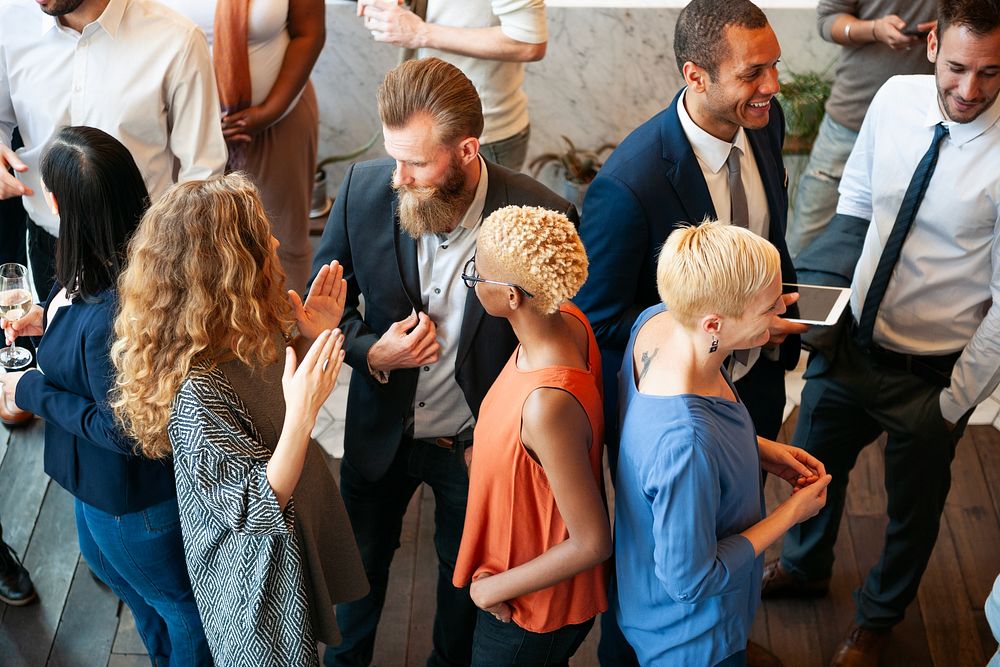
[855,122,949,348]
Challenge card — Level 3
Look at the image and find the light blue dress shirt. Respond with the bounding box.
[615,304,764,666]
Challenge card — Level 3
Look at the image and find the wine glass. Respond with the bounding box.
[0,263,33,370]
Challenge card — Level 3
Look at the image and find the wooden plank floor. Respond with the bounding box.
[1,411,997,666]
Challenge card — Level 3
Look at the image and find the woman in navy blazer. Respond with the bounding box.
[1,127,211,666]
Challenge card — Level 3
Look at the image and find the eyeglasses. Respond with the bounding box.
[461,256,534,299]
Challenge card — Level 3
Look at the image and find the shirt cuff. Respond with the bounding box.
[939,388,968,425]
[496,3,548,44]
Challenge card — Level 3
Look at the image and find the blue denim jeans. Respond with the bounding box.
[471,609,594,666]
[326,436,475,667]
[479,126,531,172]
[785,114,860,260]
[75,498,212,666]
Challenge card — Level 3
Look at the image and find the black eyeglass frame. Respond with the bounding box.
[460,256,535,299]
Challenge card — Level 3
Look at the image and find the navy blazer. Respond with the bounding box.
[575,90,800,439]
[15,286,175,516]
[311,158,577,482]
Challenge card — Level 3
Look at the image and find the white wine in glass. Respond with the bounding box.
[0,263,33,370]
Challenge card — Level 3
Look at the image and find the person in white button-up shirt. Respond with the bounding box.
[766,2,1000,665]
[0,0,227,297]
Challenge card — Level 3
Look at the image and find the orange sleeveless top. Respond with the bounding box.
[453,302,608,633]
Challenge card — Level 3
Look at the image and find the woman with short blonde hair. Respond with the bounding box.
[614,221,832,666]
[113,173,367,666]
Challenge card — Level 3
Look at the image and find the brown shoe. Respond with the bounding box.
[761,559,829,599]
[830,625,890,667]
[746,640,783,667]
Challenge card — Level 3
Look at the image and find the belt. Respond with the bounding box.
[413,428,475,451]
[847,315,961,388]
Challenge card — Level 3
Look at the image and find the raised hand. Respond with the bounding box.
[289,261,347,342]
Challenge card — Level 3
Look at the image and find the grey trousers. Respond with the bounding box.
[780,324,971,629]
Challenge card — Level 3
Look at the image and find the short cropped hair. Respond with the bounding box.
[377,57,484,146]
[477,206,588,315]
[674,0,769,78]
[938,0,1000,37]
[657,220,780,328]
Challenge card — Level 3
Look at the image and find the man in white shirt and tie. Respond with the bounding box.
[0,0,227,297]
[763,1,1000,665]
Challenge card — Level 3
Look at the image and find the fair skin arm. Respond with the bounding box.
[827,13,936,49]
[222,0,326,142]
[470,388,612,620]
[367,310,440,372]
[357,0,546,62]
[267,329,344,510]
[289,260,347,357]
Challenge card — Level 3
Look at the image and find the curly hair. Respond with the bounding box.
[656,220,780,329]
[111,173,294,459]
[476,206,588,315]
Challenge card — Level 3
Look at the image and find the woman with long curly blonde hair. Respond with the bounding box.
[112,173,367,666]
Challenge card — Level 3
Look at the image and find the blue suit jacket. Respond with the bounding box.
[575,90,799,440]
[15,286,175,516]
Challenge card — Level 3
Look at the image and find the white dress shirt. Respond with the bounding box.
[411,157,490,439]
[677,89,771,380]
[838,74,1000,422]
[0,0,227,236]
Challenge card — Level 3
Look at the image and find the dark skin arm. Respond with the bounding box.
[222,0,326,142]
[470,388,612,621]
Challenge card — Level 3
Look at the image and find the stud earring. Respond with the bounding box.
[709,335,719,353]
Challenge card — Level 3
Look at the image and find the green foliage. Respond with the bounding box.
[776,70,833,144]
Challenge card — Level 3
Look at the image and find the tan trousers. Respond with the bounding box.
[243,81,318,295]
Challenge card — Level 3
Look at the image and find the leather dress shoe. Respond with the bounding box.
[746,640,783,667]
[0,537,37,606]
[761,559,830,599]
[830,625,890,667]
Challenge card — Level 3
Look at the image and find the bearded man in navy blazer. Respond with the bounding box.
[577,1,806,664]
[312,57,577,667]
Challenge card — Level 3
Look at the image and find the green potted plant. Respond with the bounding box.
[775,69,832,155]
[529,136,616,208]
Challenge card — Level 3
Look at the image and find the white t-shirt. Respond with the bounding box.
[419,0,548,144]
[159,0,298,111]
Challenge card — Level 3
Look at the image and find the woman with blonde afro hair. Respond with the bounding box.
[111,173,367,665]
[453,205,611,665]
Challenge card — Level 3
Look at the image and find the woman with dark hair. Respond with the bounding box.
[1,126,212,666]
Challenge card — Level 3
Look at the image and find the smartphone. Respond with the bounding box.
[781,283,851,326]
[902,25,931,37]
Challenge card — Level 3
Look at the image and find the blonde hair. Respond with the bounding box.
[657,220,780,328]
[476,206,588,315]
[111,173,294,459]
[377,57,484,146]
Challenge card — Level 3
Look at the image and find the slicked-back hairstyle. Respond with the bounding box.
[477,206,588,315]
[673,0,769,78]
[656,219,780,329]
[377,57,484,146]
[938,0,1000,37]
[41,126,149,302]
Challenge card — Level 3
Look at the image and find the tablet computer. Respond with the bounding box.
[781,283,851,326]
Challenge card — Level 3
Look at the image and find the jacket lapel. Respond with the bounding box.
[661,91,717,225]
[391,193,423,312]
[746,128,783,241]
[454,161,505,373]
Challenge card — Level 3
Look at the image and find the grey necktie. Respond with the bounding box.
[726,145,749,229]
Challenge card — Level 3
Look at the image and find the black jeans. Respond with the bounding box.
[326,436,476,667]
[780,326,970,629]
[471,609,594,667]
[26,218,57,299]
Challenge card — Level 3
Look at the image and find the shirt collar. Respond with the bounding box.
[453,155,489,233]
[924,83,1000,147]
[41,0,127,38]
[677,88,749,173]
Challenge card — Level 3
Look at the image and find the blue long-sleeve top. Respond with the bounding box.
[14,286,174,516]
[614,304,764,666]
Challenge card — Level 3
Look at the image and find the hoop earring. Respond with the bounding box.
[709,335,719,353]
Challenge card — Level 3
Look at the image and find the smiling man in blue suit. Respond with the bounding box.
[577,1,806,665]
